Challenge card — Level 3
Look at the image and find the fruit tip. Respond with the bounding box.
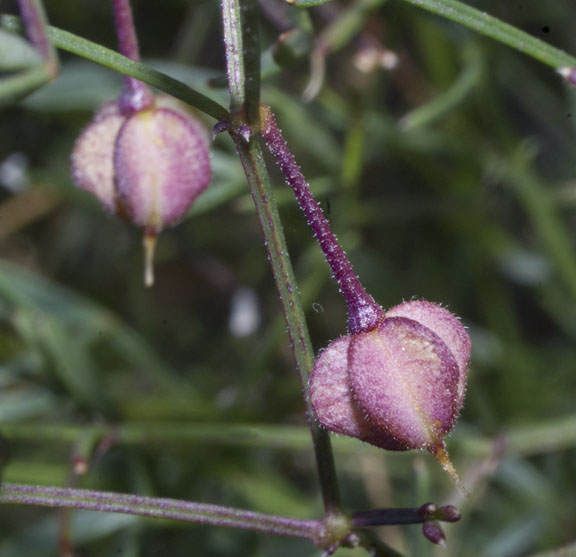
[143,233,157,287]
[431,442,469,498]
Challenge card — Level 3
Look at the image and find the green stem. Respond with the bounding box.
[0,482,320,540]
[220,0,260,122]
[0,14,228,120]
[221,0,245,115]
[234,138,343,515]
[220,0,342,516]
[292,0,576,70]
[399,0,576,70]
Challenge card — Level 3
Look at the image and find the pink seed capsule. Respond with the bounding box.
[310,335,406,451]
[71,96,211,286]
[309,300,470,485]
[71,101,124,213]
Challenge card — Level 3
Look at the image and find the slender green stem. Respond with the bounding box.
[0,483,320,540]
[286,0,332,6]
[0,14,228,120]
[221,0,245,115]
[220,0,342,516]
[220,0,259,121]
[290,0,576,70]
[398,0,576,70]
[234,138,343,515]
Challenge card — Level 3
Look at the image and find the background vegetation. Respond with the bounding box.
[1,0,576,555]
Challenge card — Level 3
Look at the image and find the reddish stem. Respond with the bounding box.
[17,0,58,77]
[259,105,384,334]
[112,0,154,113]
[0,482,320,540]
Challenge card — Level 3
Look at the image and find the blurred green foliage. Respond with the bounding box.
[2,0,576,555]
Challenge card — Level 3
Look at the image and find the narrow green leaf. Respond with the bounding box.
[0,14,228,120]
[286,0,334,6]
[400,0,576,70]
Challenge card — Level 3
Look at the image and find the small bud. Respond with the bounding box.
[422,521,446,546]
[71,95,211,285]
[418,503,437,519]
[437,505,461,523]
[309,300,470,483]
[237,124,252,143]
[213,119,231,138]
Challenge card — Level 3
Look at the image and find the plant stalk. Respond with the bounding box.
[0,15,228,120]
[0,482,320,539]
[399,0,576,71]
[233,138,343,516]
[112,0,154,113]
[220,0,343,517]
[260,105,384,335]
[17,0,58,77]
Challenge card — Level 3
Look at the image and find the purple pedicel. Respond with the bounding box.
[112,0,154,114]
[260,104,384,335]
[17,0,58,75]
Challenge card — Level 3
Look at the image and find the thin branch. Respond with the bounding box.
[399,0,576,70]
[0,483,321,540]
[287,0,576,72]
[17,0,58,77]
[260,105,384,335]
[0,14,229,120]
[233,137,343,516]
[112,0,154,113]
[220,0,343,517]
[221,0,245,115]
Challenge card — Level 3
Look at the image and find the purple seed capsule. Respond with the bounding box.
[309,300,470,483]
